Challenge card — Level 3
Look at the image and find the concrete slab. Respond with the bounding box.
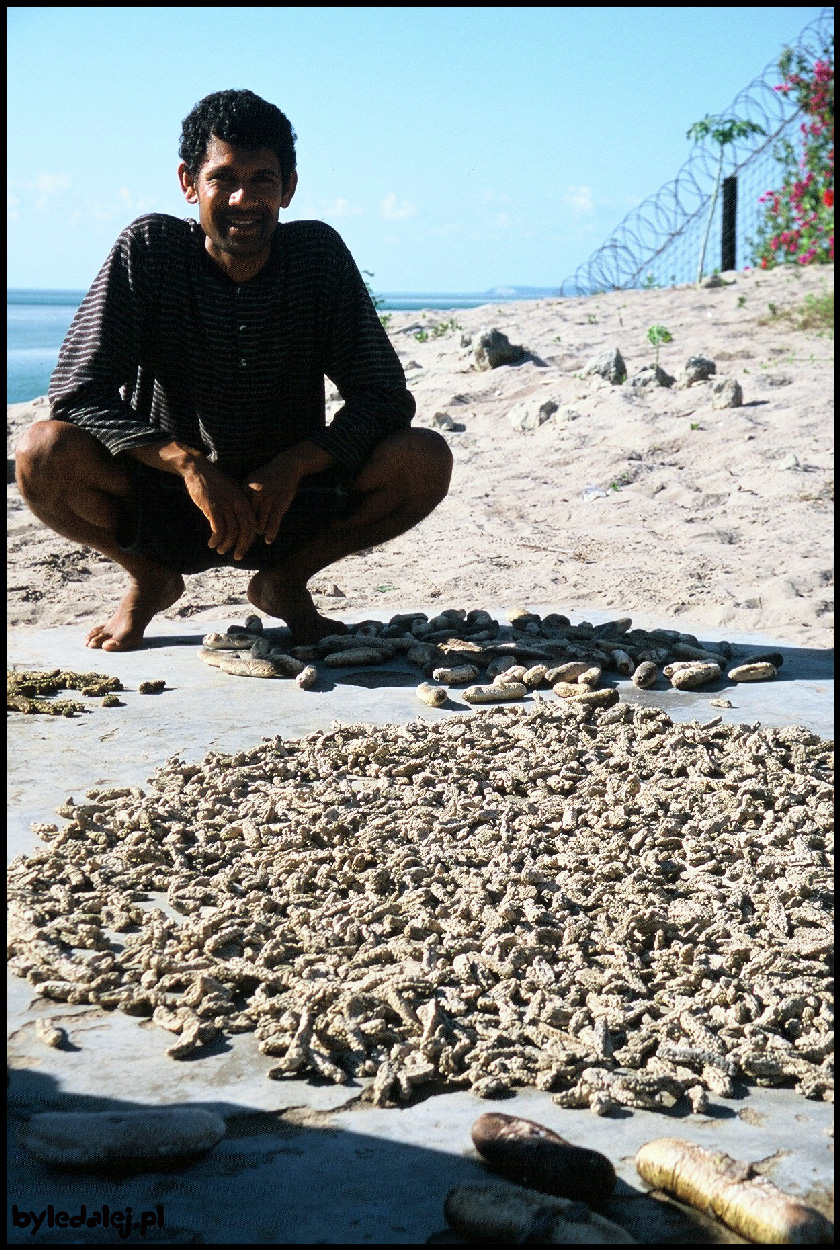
[7,1080,835,1244]
[7,607,835,1243]
[7,607,834,869]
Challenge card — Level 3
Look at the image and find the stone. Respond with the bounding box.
[23,1109,226,1170]
[581,347,626,385]
[711,377,743,409]
[473,329,527,370]
[679,356,717,387]
[507,397,559,432]
[629,364,675,388]
[552,406,580,423]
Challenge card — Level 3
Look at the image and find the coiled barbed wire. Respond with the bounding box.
[559,9,833,295]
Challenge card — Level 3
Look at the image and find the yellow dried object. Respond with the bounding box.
[444,1182,636,1244]
[463,683,528,703]
[728,662,777,683]
[635,1138,833,1244]
[416,682,447,707]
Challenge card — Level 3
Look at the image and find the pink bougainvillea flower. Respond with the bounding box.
[824,189,834,208]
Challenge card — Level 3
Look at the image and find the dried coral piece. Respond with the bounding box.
[552,681,585,699]
[433,665,481,686]
[463,683,528,703]
[35,1018,67,1049]
[416,682,447,707]
[727,662,777,683]
[23,1109,226,1170]
[208,656,279,679]
[444,1183,635,1244]
[323,648,387,668]
[296,665,318,690]
[138,680,166,694]
[265,652,306,677]
[493,666,528,686]
[202,631,252,650]
[522,665,549,689]
[632,661,658,689]
[669,663,721,690]
[471,1112,616,1203]
[635,1138,833,1244]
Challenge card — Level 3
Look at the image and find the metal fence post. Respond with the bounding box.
[722,176,737,272]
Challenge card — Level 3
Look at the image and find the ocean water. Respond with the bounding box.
[7,286,559,405]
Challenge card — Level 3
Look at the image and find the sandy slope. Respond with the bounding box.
[7,263,834,648]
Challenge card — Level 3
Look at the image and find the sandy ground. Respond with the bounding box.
[7,263,834,649]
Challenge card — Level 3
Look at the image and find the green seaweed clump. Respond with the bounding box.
[7,668,123,716]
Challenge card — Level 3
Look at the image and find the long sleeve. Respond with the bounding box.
[311,239,415,479]
[48,221,168,455]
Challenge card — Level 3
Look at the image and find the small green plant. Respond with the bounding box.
[737,295,747,308]
[413,329,429,343]
[642,272,658,289]
[430,317,461,338]
[690,421,701,430]
[798,291,834,334]
[757,290,834,335]
[586,314,598,324]
[647,324,673,369]
[553,335,563,343]
[686,114,765,281]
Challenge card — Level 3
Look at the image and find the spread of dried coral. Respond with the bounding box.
[8,699,832,1112]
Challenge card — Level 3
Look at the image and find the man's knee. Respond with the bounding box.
[15,420,114,499]
[385,427,453,505]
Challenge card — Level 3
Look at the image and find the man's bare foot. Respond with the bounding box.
[86,572,185,651]
[247,571,348,644]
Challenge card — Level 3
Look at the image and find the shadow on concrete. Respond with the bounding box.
[9,1068,744,1246]
[133,633,208,651]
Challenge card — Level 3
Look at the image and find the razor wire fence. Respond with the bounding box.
[559,8,834,295]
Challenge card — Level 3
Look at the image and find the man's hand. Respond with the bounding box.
[127,440,259,561]
[245,441,338,544]
[183,461,259,560]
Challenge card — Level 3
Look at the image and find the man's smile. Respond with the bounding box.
[225,217,266,232]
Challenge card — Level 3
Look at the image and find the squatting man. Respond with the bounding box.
[16,90,452,649]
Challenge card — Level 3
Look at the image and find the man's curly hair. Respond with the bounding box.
[179,90,297,181]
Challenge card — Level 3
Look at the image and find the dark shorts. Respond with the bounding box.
[115,461,356,574]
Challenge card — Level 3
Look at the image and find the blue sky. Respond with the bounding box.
[7,6,826,292]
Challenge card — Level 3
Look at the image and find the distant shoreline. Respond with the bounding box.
[8,287,566,311]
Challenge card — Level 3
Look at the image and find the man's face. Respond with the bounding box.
[179,135,297,270]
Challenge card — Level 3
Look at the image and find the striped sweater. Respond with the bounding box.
[48,214,415,479]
